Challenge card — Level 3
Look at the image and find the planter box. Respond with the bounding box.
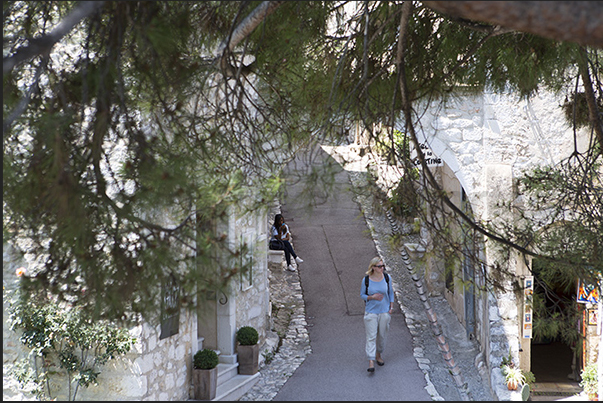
[193,367,217,400]
[238,343,259,375]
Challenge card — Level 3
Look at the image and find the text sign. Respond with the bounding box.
[410,142,443,167]
[523,276,534,339]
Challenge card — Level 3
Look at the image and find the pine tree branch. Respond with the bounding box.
[397,1,597,269]
[214,0,284,76]
[3,1,105,75]
[577,48,603,150]
[423,1,603,49]
[215,1,284,56]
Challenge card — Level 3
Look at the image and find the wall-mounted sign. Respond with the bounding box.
[409,142,443,167]
[523,276,534,339]
[588,309,598,326]
[577,279,600,304]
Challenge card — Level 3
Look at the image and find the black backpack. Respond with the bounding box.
[364,273,390,300]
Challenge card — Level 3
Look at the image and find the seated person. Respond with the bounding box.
[269,213,303,272]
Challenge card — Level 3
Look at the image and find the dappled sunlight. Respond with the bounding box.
[321,144,406,197]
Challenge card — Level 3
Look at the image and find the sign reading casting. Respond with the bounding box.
[410,142,443,167]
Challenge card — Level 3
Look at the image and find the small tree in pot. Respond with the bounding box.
[236,326,259,375]
[580,361,599,401]
[193,349,219,400]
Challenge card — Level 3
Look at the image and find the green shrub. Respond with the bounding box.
[236,326,259,345]
[5,288,136,401]
[193,349,219,369]
[580,361,599,397]
[523,370,536,387]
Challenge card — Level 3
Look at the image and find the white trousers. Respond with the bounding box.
[364,312,391,360]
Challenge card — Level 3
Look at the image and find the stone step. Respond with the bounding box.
[213,373,260,401]
[531,382,582,395]
[216,363,239,385]
[268,249,285,263]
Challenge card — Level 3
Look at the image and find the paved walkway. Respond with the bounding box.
[240,143,586,401]
[268,144,431,401]
[242,145,447,401]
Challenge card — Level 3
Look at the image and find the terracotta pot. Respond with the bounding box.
[193,367,217,400]
[507,381,518,391]
[238,343,259,375]
[587,393,598,401]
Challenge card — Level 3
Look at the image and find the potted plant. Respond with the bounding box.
[523,370,536,388]
[580,361,599,401]
[193,348,219,400]
[502,364,526,391]
[236,326,259,375]
[520,371,536,401]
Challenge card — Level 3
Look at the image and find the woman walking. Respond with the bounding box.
[360,257,394,372]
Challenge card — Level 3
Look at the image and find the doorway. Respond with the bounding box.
[197,290,218,350]
[531,340,576,382]
[530,259,581,385]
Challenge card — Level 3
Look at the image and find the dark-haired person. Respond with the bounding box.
[269,214,303,272]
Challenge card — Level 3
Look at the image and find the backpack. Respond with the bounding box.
[364,273,390,300]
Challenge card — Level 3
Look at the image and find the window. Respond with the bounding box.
[160,273,180,340]
[240,234,253,290]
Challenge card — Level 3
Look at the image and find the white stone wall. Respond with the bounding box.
[234,209,271,341]
[4,206,273,401]
[3,244,35,401]
[413,89,589,399]
[3,242,196,401]
[40,316,193,401]
[416,90,587,224]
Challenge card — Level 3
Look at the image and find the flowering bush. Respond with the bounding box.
[502,364,526,390]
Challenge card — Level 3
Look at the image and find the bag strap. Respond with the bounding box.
[365,273,390,299]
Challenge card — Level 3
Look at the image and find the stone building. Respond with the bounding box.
[354,88,600,398]
[3,204,279,401]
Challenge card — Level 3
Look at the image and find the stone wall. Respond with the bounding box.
[3,242,196,401]
[235,209,272,343]
[4,208,274,401]
[416,90,586,223]
[416,89,589,399]
[72,314,195,401]
[3,244,34,401]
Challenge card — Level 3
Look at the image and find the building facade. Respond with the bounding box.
[350,87,599,398]
[3,204,277,401]
[401,89,598,397]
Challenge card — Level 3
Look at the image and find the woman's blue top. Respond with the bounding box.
[360,276,394,314]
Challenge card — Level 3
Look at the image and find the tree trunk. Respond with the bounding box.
[422,1,603,48]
